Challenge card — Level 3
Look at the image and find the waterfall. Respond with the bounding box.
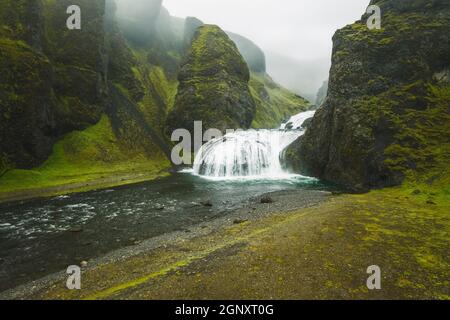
[280,110,316,130]
[192,110,315,179]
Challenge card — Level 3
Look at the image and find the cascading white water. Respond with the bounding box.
[280,110,316,130]
[192,110,315,179]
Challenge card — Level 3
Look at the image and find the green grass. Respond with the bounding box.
[0,114,170,195]
[250,72,311,128]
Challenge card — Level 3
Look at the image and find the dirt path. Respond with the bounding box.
[2,187,449,300]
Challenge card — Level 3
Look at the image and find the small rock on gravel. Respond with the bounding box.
[233,219,249,225]
[201,200,213,207]
[260,195,274,204]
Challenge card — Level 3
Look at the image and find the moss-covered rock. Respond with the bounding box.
[0,0,108,170]
[286,0,450,192]
[0,0,176,194]
[166,25,256,134]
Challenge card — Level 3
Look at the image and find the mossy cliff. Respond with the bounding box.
[0,0,107,172]
[166,25,256,134]
[286,0,450,192]
[0,0,173,196]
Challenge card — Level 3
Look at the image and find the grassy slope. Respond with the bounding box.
[0,115,170,198]
[131,48,179,134]
[250,72,311,129]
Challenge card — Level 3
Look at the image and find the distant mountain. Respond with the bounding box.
[227,32,266,73]
[265,51,331,103]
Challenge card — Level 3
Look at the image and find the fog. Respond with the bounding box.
[114,0,371,99]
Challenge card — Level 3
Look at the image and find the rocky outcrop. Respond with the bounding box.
[0,0,107,170]
[286,0,450,192]
[166,25,256,134]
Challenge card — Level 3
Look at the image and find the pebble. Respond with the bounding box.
[260,195,274,204]
[201,200,213,207]
[69,226,83,233]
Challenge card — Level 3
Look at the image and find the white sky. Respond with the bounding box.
[164,0,370,62]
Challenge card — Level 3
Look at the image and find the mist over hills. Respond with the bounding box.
[113,0,331,102]
[266,51,331,103]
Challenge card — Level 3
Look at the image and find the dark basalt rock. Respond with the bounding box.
[260,195,274,204]
[286,0,450,192]
[0,0,108,170]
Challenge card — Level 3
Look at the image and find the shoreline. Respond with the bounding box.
[0,170,170,205]
[0,188,332,299]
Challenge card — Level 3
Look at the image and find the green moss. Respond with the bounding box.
[0,0,28,40]
[167,25,256,134]
[0,114,170,195]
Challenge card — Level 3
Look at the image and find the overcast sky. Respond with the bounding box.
[164,0,370,62]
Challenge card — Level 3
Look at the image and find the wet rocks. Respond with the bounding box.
[69,226,83,233]
[200,200,213,207]
[260,195,274,204]
[233,218,248,225]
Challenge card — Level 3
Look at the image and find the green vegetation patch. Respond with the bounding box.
[0,115,170,195]
[250,72,311,129]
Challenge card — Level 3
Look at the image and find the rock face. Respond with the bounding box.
[286,0,450,191]
[166,25,256,134]
[0,0,107,171]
